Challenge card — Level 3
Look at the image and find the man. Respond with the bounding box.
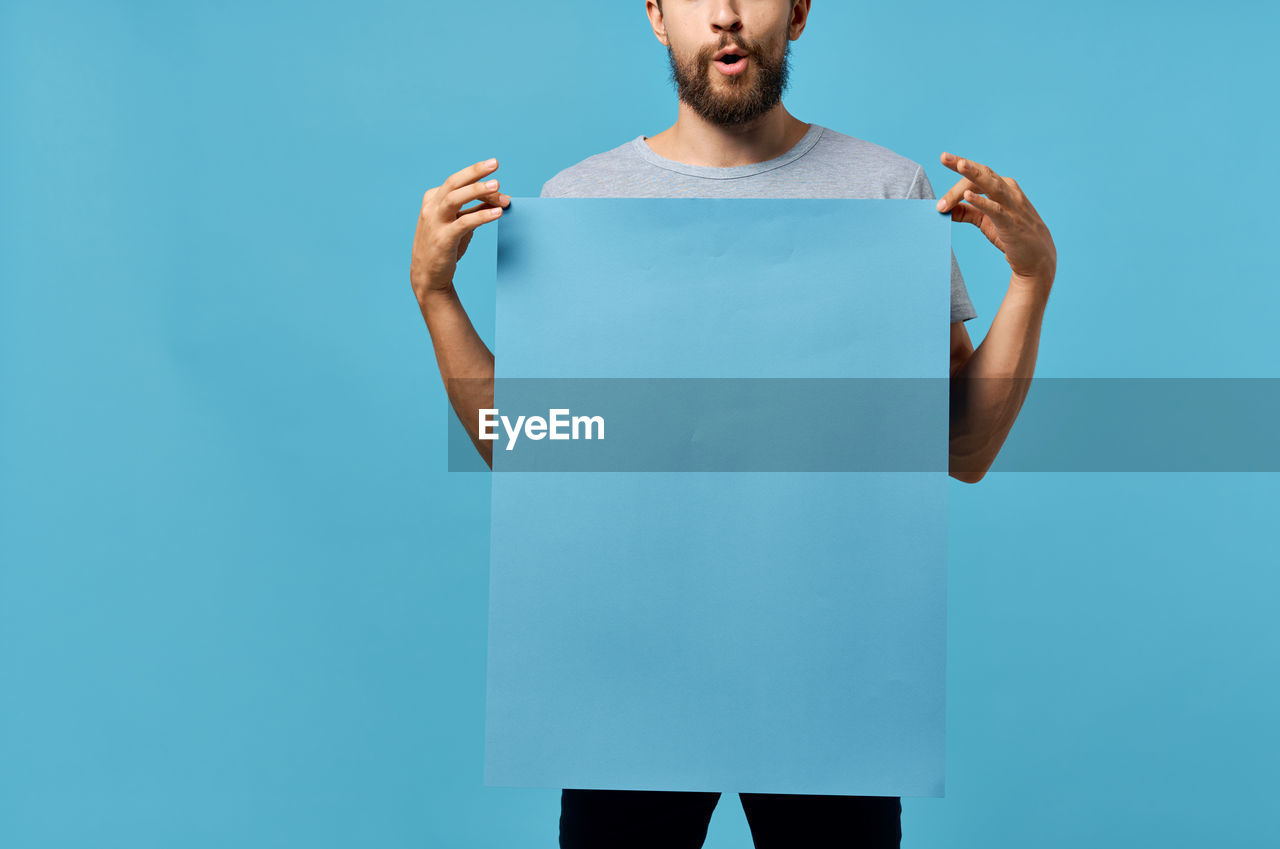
[409,1,1056,846]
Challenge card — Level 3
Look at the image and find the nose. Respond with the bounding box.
[708,1,743,35]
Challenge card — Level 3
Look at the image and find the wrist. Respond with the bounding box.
[416,279,460,314]
[1010,268,1054,296]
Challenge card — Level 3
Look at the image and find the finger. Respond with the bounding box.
[440,158,500,194]
[935,177,976,213]
[949,201,986,228]
[458,193,511,216]
[961,188,1010,221]
[951,201,1006,251]
[448,203,504,237]
[460,194,509,216]
[940,152,1010,201]
[443,179,505,215]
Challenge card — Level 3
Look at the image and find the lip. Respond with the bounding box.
[711,48,749,76]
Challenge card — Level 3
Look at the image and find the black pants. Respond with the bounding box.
[559,788,902,849]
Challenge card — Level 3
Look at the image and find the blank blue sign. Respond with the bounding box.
[485,199,951,796]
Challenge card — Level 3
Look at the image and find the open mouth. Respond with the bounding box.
[714,52,749,75]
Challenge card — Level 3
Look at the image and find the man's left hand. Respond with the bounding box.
[935,152,1057,289]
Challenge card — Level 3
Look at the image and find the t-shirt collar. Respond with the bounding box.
[631,123,824,179]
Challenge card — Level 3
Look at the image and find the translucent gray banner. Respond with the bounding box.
[445,378,1280,472]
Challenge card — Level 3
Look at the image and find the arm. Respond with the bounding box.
[409,158,512,470]
[946,277,1050,482]
[935,153,1058,483]
[419,288,496,469]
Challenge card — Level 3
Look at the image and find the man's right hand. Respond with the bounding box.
[410,158,511,305]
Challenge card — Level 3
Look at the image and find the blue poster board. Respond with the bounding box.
[485,198,950,796]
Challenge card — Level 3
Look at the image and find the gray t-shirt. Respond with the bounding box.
[540,122,977,323]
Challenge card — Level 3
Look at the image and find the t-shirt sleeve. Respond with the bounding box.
[907,165,978,323]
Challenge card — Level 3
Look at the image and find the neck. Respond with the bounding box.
[645,102,810,168]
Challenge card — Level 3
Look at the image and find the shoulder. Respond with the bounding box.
[813,126,921,173]
[539,137,644,198]
[807,125,929,198]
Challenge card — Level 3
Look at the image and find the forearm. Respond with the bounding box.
[949,273,1052,482]
[418,285,495,468]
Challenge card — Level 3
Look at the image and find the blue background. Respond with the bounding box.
[1,1,1277,847]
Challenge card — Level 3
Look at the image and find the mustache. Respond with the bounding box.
[700,35,754,61]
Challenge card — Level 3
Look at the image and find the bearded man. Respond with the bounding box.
[409,2,1057,846]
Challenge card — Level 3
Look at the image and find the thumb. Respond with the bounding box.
[950,202,1004,250]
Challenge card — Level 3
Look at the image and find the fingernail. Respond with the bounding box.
[485,180,499,190]
[485,158,498,168]
[936,199,946,211]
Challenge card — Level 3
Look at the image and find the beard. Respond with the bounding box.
[666,33,792,127]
